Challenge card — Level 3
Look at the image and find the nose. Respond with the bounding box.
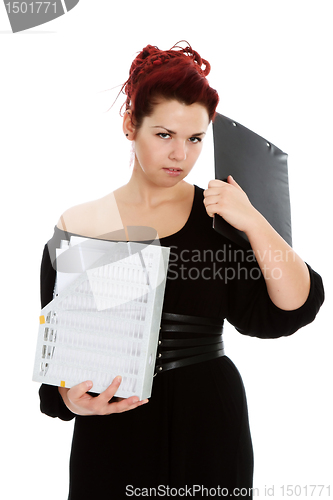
[170,140,187,161]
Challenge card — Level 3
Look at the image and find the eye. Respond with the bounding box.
[157,133,171,139]
[189,137,202,144]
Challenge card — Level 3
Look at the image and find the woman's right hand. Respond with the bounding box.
[58,376,148,416]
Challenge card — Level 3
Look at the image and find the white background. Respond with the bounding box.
[0,1,331,498]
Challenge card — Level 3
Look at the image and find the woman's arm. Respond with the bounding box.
[243,208,310,310]
[203,176,310,311]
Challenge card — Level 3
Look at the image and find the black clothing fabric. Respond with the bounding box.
[38,185,324,499]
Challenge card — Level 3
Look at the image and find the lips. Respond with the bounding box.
[163,168,182,176]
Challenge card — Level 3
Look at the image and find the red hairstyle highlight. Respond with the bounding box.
[120,42,219,128]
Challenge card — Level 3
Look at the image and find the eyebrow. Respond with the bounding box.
[151,126,206,136]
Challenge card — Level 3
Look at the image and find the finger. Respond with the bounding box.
[203,189,219,199]
[204,194,220,206]
[204,183,229,200]
[206,205,216,217]
[203,195,218,218]
[204,200,217,217]
[97,375,123,405]
[207,179,226,189]
[227,175,243,191]
[68,380,94,401]
[110,397,149,414]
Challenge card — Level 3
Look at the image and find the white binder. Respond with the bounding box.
[33,237,170,400]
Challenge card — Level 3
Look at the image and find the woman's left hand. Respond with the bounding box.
[203,176,258,233]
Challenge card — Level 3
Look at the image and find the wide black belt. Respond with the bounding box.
[154,312,225,375]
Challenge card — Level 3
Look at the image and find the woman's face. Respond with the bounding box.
[129,99,210,187]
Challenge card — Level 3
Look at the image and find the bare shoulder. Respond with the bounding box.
[57,199,96,234]
[57,192,124,237]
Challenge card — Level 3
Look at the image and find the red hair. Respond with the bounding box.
[120,41,219,129]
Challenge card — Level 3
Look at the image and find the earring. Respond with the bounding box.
[126,134,129,137]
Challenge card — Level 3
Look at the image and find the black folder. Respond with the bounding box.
[212,113,292,249]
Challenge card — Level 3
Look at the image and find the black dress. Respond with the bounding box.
[39,185,324,499]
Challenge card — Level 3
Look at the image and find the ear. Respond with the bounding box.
[123,110,136,140]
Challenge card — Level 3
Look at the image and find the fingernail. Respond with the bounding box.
[115,376,122,383]
[86,381,93,390]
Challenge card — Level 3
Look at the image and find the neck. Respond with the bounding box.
[122,162,188,209]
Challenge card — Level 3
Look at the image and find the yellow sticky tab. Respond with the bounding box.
[60,381,66,387]
[39,315,45,324]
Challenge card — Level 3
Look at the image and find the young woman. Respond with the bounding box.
[39,43,324,499]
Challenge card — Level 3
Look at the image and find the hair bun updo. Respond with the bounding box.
[119,41,219,128]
